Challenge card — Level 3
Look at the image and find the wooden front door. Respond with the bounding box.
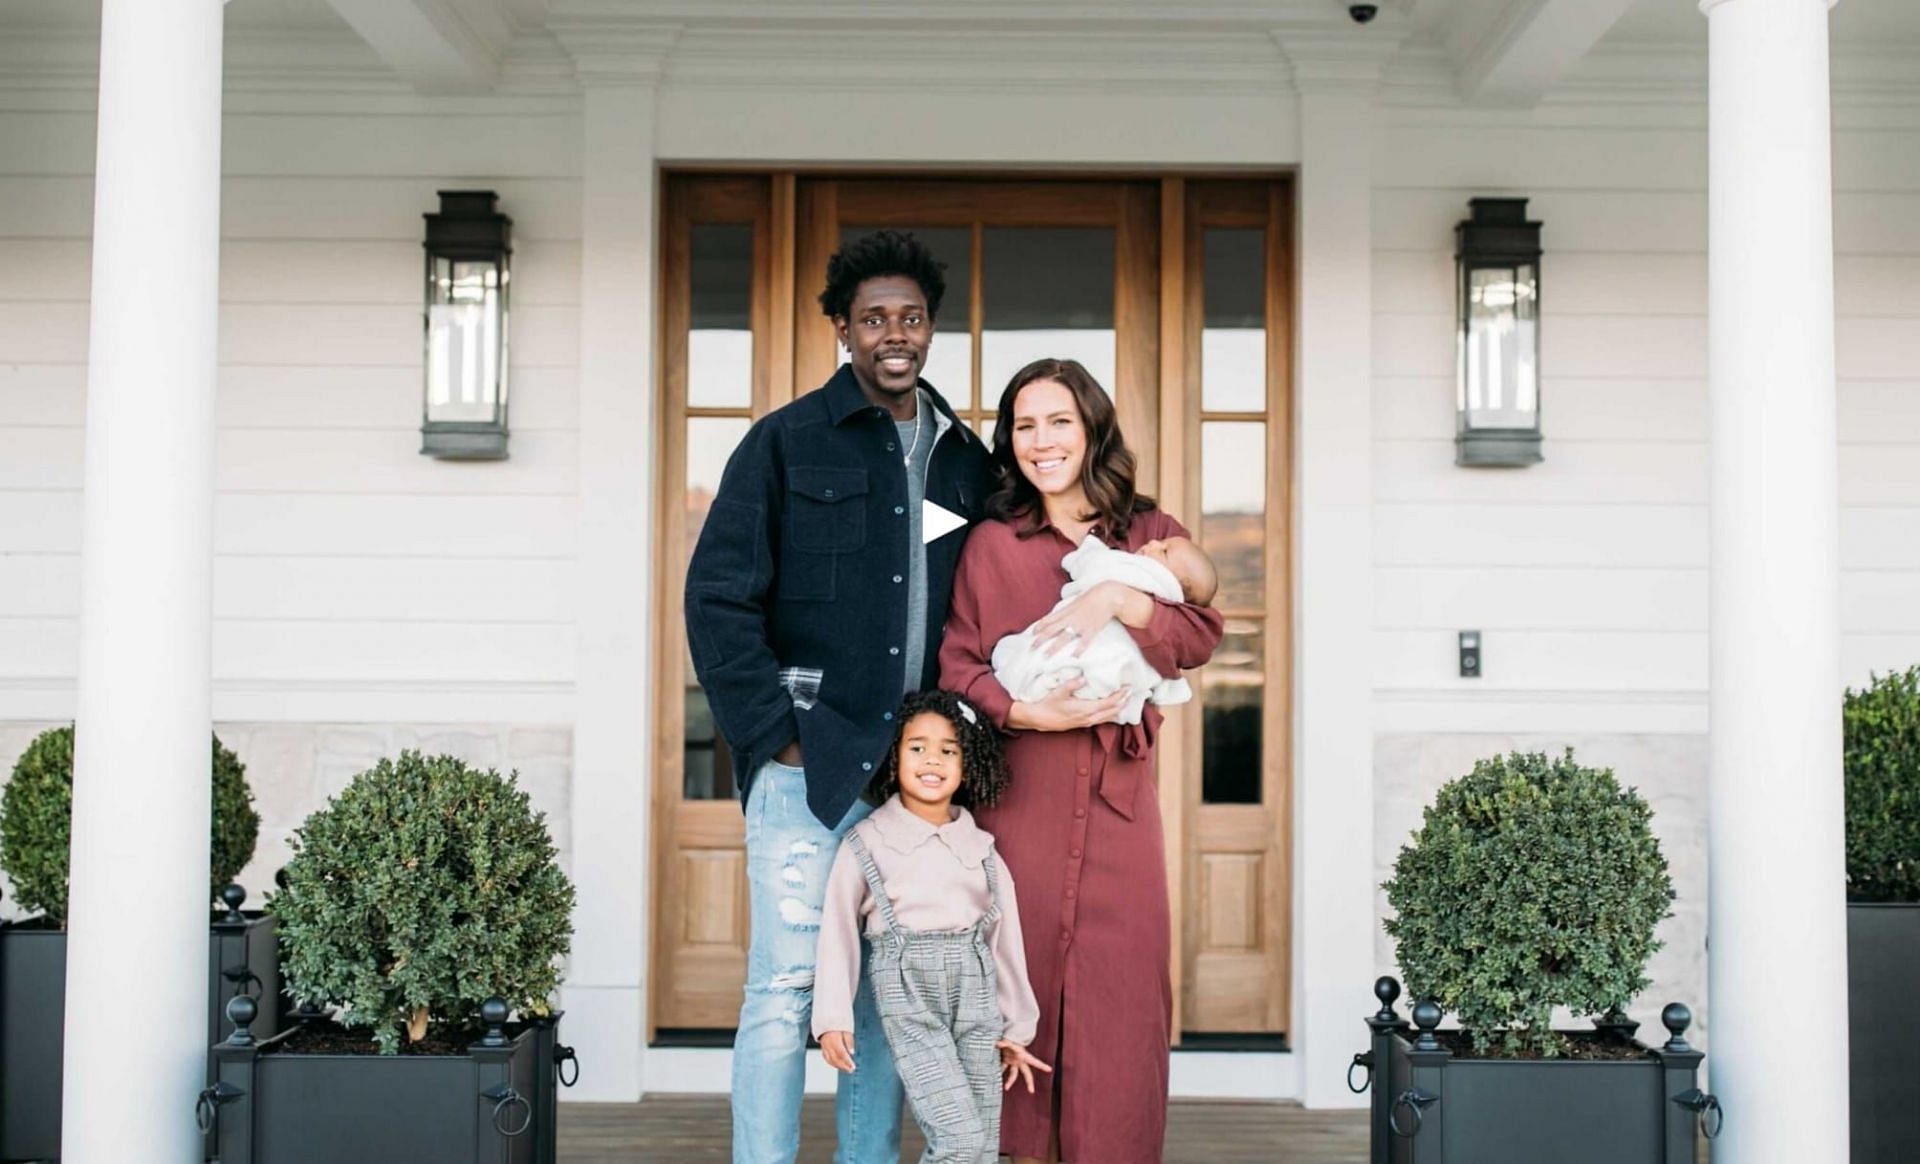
[651,174,1293,1042]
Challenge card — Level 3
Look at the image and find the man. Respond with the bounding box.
[685,231,996,1164]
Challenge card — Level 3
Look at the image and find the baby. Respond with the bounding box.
[991,534,1218,726]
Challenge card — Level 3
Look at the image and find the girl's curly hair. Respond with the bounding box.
[868,690,1012,808]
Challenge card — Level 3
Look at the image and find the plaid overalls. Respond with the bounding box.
[845,832,1006,1164]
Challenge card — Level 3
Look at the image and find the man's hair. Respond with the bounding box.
[866,690,1011,808]
[818,230,947,320]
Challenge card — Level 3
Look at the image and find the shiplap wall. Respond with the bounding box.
[0,96,585,725]
[1370,116,1920,733]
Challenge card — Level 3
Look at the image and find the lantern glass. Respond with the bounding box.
[1459,262,1537,431]
[426,255,507,425]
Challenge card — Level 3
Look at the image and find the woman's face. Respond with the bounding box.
[895,712,964,811]
[1008,378,1087,499]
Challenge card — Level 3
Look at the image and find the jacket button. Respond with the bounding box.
[885,442,896,452]
[894,506,905,515]
[889,647,900,656]
[883,712,894,721]
[892,575,903,583]
[824,489,834,497]
[862,762,873,772]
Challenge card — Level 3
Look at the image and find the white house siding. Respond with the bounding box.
[1368,81,1920,1041]
[0,39,585,905]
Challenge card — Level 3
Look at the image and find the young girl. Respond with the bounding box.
[813,690,1049,1164]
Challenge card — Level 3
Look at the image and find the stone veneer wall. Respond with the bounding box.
[1374,733,1710,1044]
[0,722,573,920]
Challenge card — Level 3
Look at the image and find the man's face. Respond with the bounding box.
[835,275,934,401]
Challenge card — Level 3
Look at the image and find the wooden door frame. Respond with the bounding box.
[647,170,1296,1041]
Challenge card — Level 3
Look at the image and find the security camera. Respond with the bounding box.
[1349,4,1379,22]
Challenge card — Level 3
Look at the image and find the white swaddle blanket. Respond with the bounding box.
[991,534,1194,726]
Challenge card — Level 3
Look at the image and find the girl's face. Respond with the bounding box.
[1009,378,1087,500]
[895,711,964,811]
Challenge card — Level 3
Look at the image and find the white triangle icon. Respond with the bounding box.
[923,500,968,544]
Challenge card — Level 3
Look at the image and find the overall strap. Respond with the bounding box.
[843,831,903,935]
[979,850,1003,928]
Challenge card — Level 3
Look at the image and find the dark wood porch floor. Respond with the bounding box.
[557,1096,1369,1163]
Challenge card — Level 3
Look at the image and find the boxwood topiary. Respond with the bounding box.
[0,725,260,926]
[1382,749,1675,1057]
[1845,666,1920,903]
[272,751,575,1054]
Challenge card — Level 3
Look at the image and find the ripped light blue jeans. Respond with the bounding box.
[732,760,904,1164]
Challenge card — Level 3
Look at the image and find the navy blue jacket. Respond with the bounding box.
[684,364,997,827]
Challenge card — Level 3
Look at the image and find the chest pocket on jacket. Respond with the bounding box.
[785,466,868,553]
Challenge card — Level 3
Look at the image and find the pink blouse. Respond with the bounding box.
[812,796,1041,1046]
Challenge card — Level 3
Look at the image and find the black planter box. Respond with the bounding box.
[1849,901,1920,1164]
[0,906,280,1162]
[201,1002,570,1164]
[1356,978,1716,1164]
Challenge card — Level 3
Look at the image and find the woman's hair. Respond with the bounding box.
[868,690,1012,808]
[984,357,1156,541]
[817,230,948,321]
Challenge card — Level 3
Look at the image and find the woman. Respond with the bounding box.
[938,358,1223,1163]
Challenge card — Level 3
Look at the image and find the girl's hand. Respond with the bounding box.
[998,1040,1053,1094]
[1009,680,1131,732]
[819,1030,856,1073]
[1030,582,1123,657]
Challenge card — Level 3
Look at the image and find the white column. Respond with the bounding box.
[549,21,677,1102]
[63,2,224,1161]
[1701,0,1849,1159]
[1290,78,1380,1109]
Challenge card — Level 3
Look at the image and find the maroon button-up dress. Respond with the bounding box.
[939,509,1224,1163]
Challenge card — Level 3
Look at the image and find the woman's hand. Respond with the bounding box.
[819,1030,856,1073]
[1030,581,1156,655]
[1008,680,1131,732]
[998,1040,1053,1094]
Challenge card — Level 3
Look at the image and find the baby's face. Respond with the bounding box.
[1143,538,1209,598]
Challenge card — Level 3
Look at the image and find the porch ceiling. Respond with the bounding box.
[2,0,1919,103]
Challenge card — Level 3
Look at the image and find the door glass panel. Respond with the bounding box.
[684,415,753,800]
[1202,617,1263,805]
[981,227,1116,402]
[840,225,973,408]
[1200,421,1266,611]
[1201,228,1266,413]
[688,224,754,409]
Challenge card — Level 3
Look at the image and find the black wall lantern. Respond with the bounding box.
[1455,197,1542,467]
[422,190,511,460]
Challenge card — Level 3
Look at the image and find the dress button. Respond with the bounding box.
[1067,888,1077,900]
[1074,807,1086,819]
[889,647,900,656]
[1060,929,1071,942]
[1070,849,1082,859]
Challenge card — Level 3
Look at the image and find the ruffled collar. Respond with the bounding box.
[867,796,994,868]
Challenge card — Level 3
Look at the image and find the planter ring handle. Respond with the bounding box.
[1388,1088,1439,1138]
[222,966,264,1000]
[195,1082,244,1136]
[1347,1051,1373,1094]
[482,1084,533,1138]
[1673,1088,1723,1140]
[556,1042,581,1088]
